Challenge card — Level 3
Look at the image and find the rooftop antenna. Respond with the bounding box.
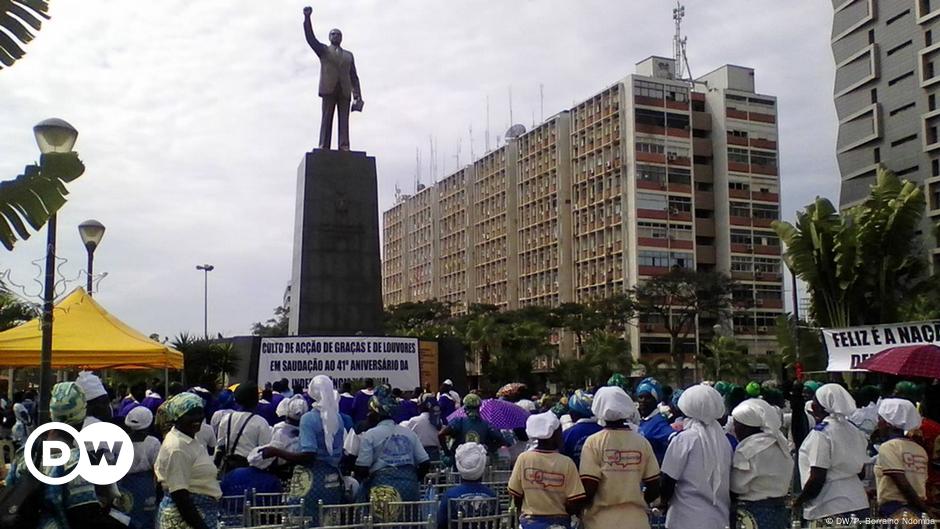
[428,136,434,187]
[508,86,514,126]
[673,0,693,82]
[415,147,421,193]
[455,138,461,170]
[469,124,475,161]
[395,183,402,203]
[485,96,491,153]
[539,84,545,122]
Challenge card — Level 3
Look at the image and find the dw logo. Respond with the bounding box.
[24,421,134,485]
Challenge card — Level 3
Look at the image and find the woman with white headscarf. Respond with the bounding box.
[661,383,732,529]
[261,375,345,526]
[730,398,793,529]
[793,383,869,525]
[579,386,660,529]
[874,398,933,518]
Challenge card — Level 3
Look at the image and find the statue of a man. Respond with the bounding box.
[303,6,363,151]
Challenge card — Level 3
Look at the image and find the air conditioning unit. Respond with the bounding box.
[669,207,680,214]
[758,326,768,332]
[667,153,678,161]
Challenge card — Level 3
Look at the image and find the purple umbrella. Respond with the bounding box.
[447,398,531,429]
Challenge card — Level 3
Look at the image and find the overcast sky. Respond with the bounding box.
[0,1,837,340]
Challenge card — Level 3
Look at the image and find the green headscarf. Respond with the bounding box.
[607,373,628,390]
[463,393,482,418]
[50,381,87,426]
[803,380,822,394]
[164,392,203,423]
[894,381,922,402]
[369,384,398,417]
[745,381,761,398]
[714,381,731,396]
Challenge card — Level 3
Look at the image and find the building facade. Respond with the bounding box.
[831,0,940,266]
[381,57,785,364]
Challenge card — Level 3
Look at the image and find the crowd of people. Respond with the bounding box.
[0,371,938,529]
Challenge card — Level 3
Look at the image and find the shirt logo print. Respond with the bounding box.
[523,467,566,489]
[603,449,642,469]
[902,452,927,474]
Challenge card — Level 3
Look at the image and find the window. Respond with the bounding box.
[730,229,753,245]
[636,141,665,154]
[635,80,664,99]
[666,113,690,129]
[637,165,666,184]
[890,102,917,116]
[896,165,920,176]
[874,148,881,163]
[751,151,777,168]
[887,9,910,25]
[870,88,878,104]
[754,233,779,247]
[730,202,751,218]
[636,109,665,127]
[731,256,752,272]
[933,159,939,176]
[668,195,692,213]
[887,40,913,56]
[728,148,750,164]
[889,71,915,86]
[931,94,937,111]
[665,86,689,103]
[891,134,918,147]
[695,181,714,191]
[638,250,670,267]
[665,142,691,159]
[729,181,750,191]
[754,258,781,274]
[729,129,749,139]
[637,192,667,210]
[752,204,779,220]
[637,222,668,239]
[671,252,694,269]
[668,167,691,185]
[928,30,934,47]
[749,98,776,112]
[868,29,875,44]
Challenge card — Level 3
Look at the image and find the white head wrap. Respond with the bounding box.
[591,386,637,426]
[815,384,857,419]
[277,395,309,421]
[526,411,560,440]
[455,442,487,480]
[731,398,788,459]
[76,371,107,401]
[878,398,922,432]
[125,406,153,431]
[308,375,341,455]
[516,399,537,412]
[677,384,727,506]
[13,403,30,425]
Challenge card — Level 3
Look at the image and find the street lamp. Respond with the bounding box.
[78,220,106,296]
[196,264,214,339]
[35,118,79,425]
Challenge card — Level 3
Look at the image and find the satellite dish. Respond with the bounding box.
[505,124,527,139]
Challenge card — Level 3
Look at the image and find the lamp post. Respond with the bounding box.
[196,264,214,339]
[35,118,79,425]
[78,220,106,296]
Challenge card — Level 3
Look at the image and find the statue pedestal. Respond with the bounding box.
[288,149,383,336]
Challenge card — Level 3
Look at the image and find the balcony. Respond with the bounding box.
[638,237,669,248]
[638,208,669,220]
[637,180,667,191]
[728,161,750,173]
[635,123,666,135]
[727,135,749,146]
[749,112,776,124]
[755,272,782,282]
[750,138,777,150]
[665,100,689,111]
[634,95,665,108]
[693,163,713,181]
[693,137,713,156]
[754,245,782,256]
[638,266,671,277]
[637,152,667,164]
[695,190,715,208]
[751,164,778,177]
[669,183,693,194]
[730,243,752,254]
[751,191,779,202]
[756,298,784,309]
[730,216,751,226]
[695,219,716,237]
[692,111,712,131]
[726,108,749,120]
[729,188,750,199]
[670,239,694,250]
[696,245,716,264]
[753,218,775,228]
[666,127,691,139]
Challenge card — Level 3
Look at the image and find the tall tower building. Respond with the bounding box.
[381,57,785,367]
[831,1,940,265]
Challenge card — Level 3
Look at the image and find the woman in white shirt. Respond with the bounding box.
[730,398,793,529]
[793,383,870,525]
[401,395,442,462]
[661,384,732,529]
[118,406,162,529]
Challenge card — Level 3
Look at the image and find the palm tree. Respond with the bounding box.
[773,165,930,327]
[0,285,37,331]
[1,1,50,70]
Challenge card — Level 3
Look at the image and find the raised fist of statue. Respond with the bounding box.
[303,6,312,17]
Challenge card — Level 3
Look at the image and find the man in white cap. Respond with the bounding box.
[119,406,161,529]
[508,411,585,529]
[436,442,497,528]
[874,398,932,518]
[579,386,660,529]
[76,370,112,427]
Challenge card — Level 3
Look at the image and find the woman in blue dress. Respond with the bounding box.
[261,375,345,526]
[354,385,430,508]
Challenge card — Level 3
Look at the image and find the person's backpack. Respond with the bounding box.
[216,412,256,477]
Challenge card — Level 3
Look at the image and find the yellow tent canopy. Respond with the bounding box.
[0,287,183,370]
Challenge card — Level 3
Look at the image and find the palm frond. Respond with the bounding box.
[0,0,50,69]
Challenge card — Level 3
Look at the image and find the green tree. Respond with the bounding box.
[774,314,826,374]
[633,269,735,386]
[1,1,50,70]
[172,333,240,389]
[251,305,289,337]
[0,285,36,331]
[384,300,456,339]
[697,335,749,383]
[1,151,86,250]
[555,330,632,388]
[773,165,931,327]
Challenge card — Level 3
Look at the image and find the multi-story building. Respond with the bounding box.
[381,57,785,364]
[831,1,940,266]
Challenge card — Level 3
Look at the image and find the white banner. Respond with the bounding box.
[258,336,420,391]
[822,321,940,371]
